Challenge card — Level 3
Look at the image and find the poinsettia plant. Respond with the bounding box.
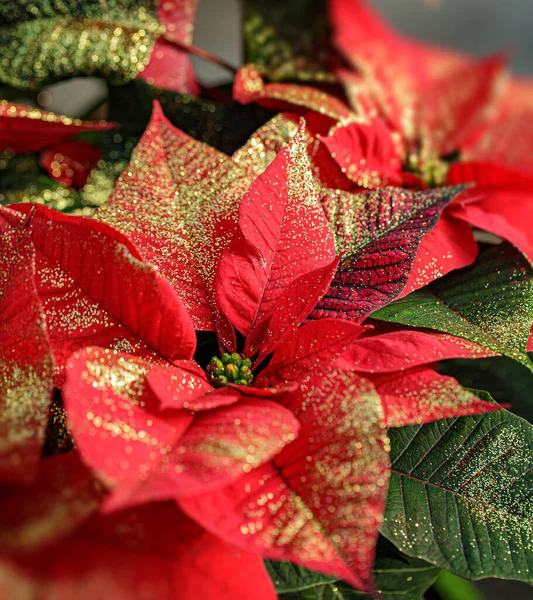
[1,1,533,599]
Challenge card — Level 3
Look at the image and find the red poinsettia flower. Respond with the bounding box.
[48,112,499,593]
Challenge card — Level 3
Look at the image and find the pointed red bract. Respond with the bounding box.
[370,367,501,428]
[330,0,506,156]
[97,102,255,341]
[63,348,192,500]
[216,126,337,353]
[0,209,54,483]
[64,348,299,513]
[338,325,497,373]
[181,369,390,592]
[257,319,365,385]
[0,101,115,154]
[41,141,101,188]
[9,203,196,382]
[401,213,478,297]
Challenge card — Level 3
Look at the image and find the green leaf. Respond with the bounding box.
[244,0,333,82]
[0,1,161,89]
[266,538,440,599]
[373,243,533,371]
[382,407,533,583]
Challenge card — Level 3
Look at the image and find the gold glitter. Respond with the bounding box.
[0,1,163,88]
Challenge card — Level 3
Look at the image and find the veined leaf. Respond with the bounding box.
[373,243,533,370]
[312,186,461,321]
[382,406,533,582]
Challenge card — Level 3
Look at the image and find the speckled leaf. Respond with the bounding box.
[0,0,162,88]
[216,126,337,356]
[382,406,533,582]
[0,212,54,482]
[312,186,461,321]
[180,369,390,592]
[373,243,533,371]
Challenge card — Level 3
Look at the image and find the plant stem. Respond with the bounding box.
[161,34,238,74]
[433,572,487,600]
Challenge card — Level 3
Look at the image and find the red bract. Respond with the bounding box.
[234,64,352,122]
[2,203,195,385]
[0,212,54,483]
[0,100,115,154]
[97,101,256,333]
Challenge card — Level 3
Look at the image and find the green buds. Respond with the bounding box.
[207,354,254,387]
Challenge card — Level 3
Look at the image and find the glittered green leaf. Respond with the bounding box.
[383,406,533,583]
[0,1,161,89]
[267,538,440,599]
[244,0,333,82]
[373,243,533,371]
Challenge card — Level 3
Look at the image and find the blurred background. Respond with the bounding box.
[17,1,532,597]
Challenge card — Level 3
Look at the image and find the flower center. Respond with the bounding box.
[207,353,254,387]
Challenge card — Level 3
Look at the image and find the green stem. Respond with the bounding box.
[433,571,487,600]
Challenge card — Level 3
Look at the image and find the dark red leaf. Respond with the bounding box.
[314,186,460,321]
